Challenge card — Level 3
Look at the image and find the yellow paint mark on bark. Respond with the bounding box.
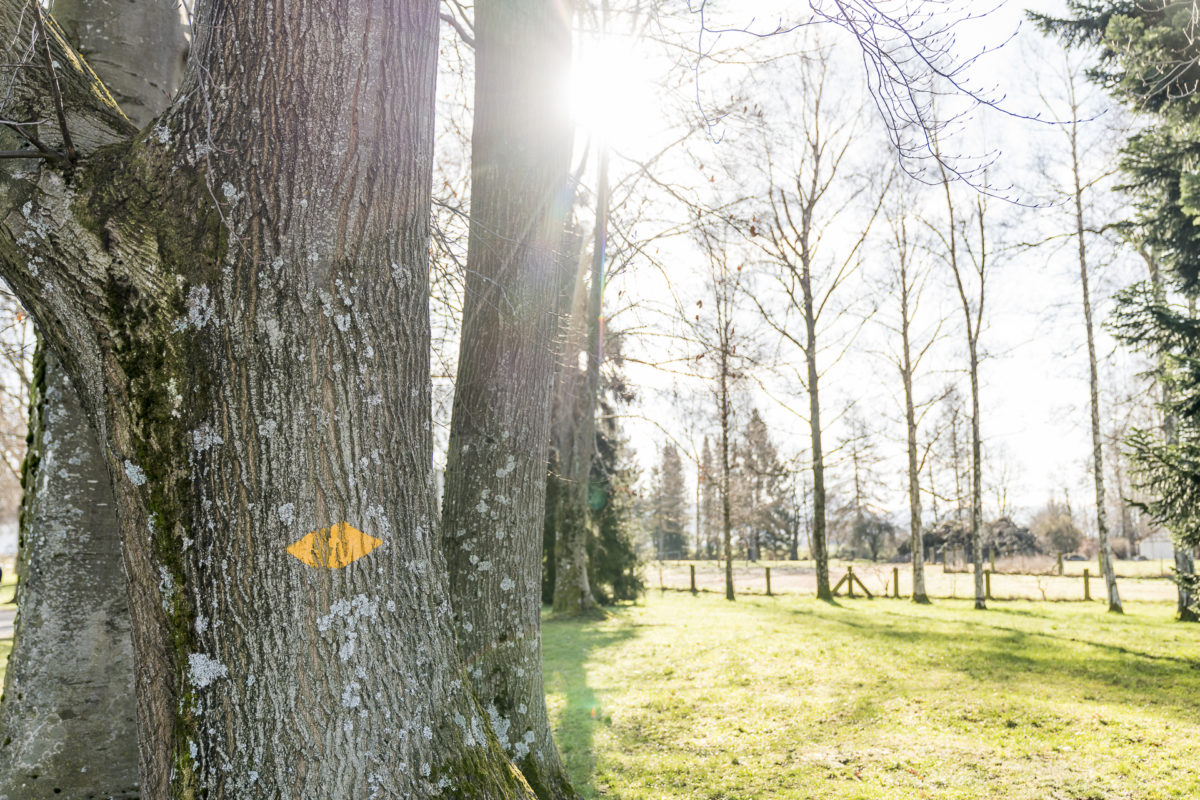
[287,522,381,568]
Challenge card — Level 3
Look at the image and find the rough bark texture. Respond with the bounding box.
[440,0,578,796]
[0,349,138,800]
[551,151,605,618]
[1070,115,1122,613]
[0,2,535,797]
[0,3,186,796]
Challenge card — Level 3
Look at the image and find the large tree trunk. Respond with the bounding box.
[0,2,187,796]
[441,0,578,796]
[0,350,137,800]
[552,149,606,617]
[1072,123,1122,613]
[0,2,535,797]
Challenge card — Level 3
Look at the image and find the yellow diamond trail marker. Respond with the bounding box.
[287,522,381,569]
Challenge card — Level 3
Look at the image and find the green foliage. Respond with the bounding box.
[586,427,643,605]
[1041,1,1200,610]
[543,379,642,606]
[649,443,688,560]
[544,593,1200,799]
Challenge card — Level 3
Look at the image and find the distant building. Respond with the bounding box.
[1141,531,1174,560]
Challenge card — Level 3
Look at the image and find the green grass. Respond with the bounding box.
[544,592,1200,799]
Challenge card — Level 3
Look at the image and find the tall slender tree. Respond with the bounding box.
[879,184,938,602]
[931,166,990,610]
[750,48,888,600]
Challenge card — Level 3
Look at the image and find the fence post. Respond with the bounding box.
[1057,552,1063,576]
[893,566,900,598]
[847,565,856,598]
[985,569,993,601]
[1083,568,1092,601]
[765,566,772,597]
[690,564,697,595]
[990,550,996,572]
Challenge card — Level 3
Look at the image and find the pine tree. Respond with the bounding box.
[651,443,689,560]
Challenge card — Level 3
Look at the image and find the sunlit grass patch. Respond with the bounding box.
[544,592,1200,799]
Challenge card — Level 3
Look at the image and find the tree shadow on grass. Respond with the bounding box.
[776,602,1200,727]
[542,610,637,797]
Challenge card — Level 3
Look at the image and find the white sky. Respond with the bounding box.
[595,0,1159,532]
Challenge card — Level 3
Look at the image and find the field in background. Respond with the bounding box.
[544,592,1200,799]
[650,559,1183,603]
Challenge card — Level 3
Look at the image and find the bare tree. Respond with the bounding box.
[878,178,941,603]
[747,46,889,600]
[929,161,990,610]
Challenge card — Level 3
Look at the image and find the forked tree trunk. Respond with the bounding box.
[440,0,578,796]
[0,2,534,797]
[0,2,186,795]
[0,350,138,800]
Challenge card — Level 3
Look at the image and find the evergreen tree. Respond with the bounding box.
[700,437,721,558]
[651,443,689,559]
[739,409,790,560]
[1037,1,1200,617]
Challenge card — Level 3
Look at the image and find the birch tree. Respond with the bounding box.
[749,47,888,600]
[878,183,940,602]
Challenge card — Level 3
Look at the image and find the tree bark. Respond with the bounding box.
[1070,113,1122,613]
[440,0,579,795]
[899,257,929,604]
[551,149,605,617]
[0,349,138,800]
[0,2,186,796]
[0,2,535,797]
[804,276,831,601]
[720,340,734,601]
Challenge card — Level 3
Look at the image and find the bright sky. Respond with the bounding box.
[581,0,1158,535]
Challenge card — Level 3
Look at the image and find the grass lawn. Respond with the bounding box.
[544,591,1200,799]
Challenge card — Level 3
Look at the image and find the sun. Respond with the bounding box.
[567,35,660,148]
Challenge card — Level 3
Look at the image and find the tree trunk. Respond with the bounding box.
[1072,120,1121,613]
[804,278,831,600]
[441,0,578,794]
[552,149,606,617]
[1146,253,1196,620]
[0,349,138,800]
[903,358,928,604]
[0,2,535,797]
[968,339,986,610]
[720,335,734,601]
[0,3,186,796]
